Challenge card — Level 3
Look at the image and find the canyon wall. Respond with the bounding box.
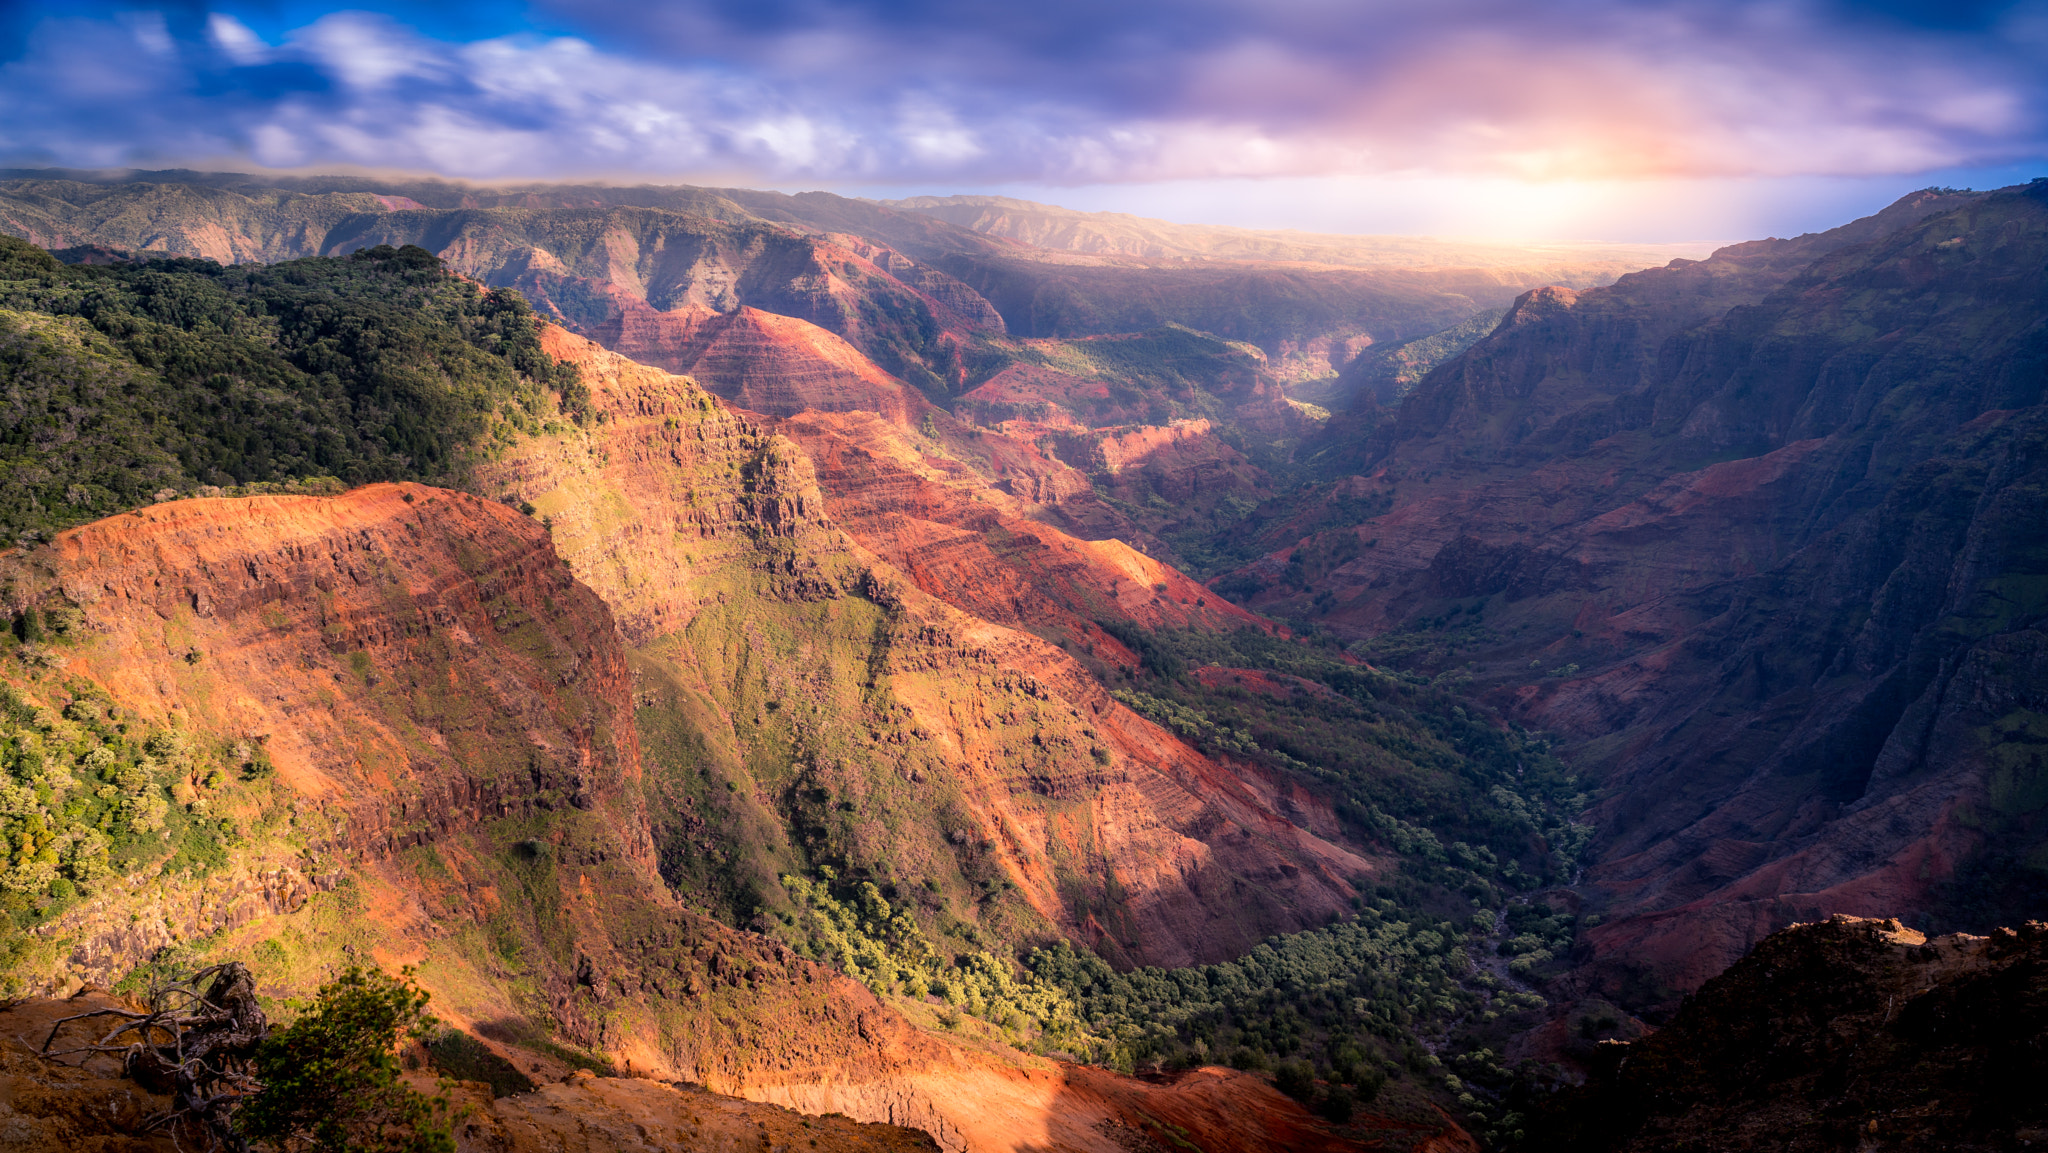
[482,327,1375,971]
[1227,184,2048,1010]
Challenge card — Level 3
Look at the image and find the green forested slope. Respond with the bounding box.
[0,237,583,544]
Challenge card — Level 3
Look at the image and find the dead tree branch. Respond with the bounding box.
[39,962,269,1151]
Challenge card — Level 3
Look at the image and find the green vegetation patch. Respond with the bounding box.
[1091,624,1591,894]
[0,680,276,968]
[0,236,586,544]
[782,869,1094,1054]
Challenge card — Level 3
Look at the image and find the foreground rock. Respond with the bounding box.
[1525,915,2048,1151]
[0,992,937,1153]
[3,988,1467,1153]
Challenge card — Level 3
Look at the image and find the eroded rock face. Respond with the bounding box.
[774,407,1265,651]
[0,484,962,1138]
[331,207,999,397]
[623,307,936,425]
[485,327,1376,972]
[6,486,938,1090]
[42,485,637,823]
[1527,916,2048,1152]
[0,323,1437,1150]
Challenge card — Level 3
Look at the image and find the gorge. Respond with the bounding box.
[0,169,2042,1152]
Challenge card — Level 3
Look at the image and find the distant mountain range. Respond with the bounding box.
[879,193,1712,270]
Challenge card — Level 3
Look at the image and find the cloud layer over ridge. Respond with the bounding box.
[1,1,2044,188]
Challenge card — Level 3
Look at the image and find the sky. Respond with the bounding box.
[1,1,2044,242]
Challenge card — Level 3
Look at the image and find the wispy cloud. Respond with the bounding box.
[0,1,2041,184]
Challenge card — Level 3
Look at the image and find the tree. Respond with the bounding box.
[236,966,453,1153]
[1274,1058,1318,1101]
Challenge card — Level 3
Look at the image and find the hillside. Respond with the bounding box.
[0,170,1653,388]
[1523,915,2048,1151]
[0,236,583,546]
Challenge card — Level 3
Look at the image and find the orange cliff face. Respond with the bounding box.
[491,325,1374,973]
[775,406,1266,667]
[504,236,1282,564]
[5,484,958,1098]
[0,479,1446,1153]
[592,304,939,427]
[44,484,641,836]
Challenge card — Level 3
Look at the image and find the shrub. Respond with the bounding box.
[0,238,587,543]
[237,966,453,1153]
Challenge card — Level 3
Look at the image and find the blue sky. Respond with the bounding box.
[2,2,2044,241]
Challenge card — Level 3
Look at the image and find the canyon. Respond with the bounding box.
[0,292,1457,1148]
[1,169,2044,1152]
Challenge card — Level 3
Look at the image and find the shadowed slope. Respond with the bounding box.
[1214,184,2048,1011]
[1526,916,2048,1152]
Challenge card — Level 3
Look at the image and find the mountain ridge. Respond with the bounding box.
[879,193,1710,270]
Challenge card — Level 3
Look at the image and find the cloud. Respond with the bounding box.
[206,13,268,66]
[0,1,2041,184]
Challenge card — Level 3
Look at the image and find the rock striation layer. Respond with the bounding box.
[0,462,1422,1151]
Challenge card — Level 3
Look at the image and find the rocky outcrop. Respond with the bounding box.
[0,459,1384,1151]
[1089,420,1217,475]
[1527,916,2048,1152]
[958,365,1117,431]
[1056,420,1273,523]
[773,406,1264,649]
[0,483,961,1137]
[825,233,1009,334]
[1385,187,1988,457]
[40,484,636,815]
[349,207,995,395]
[44,864,340,993]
